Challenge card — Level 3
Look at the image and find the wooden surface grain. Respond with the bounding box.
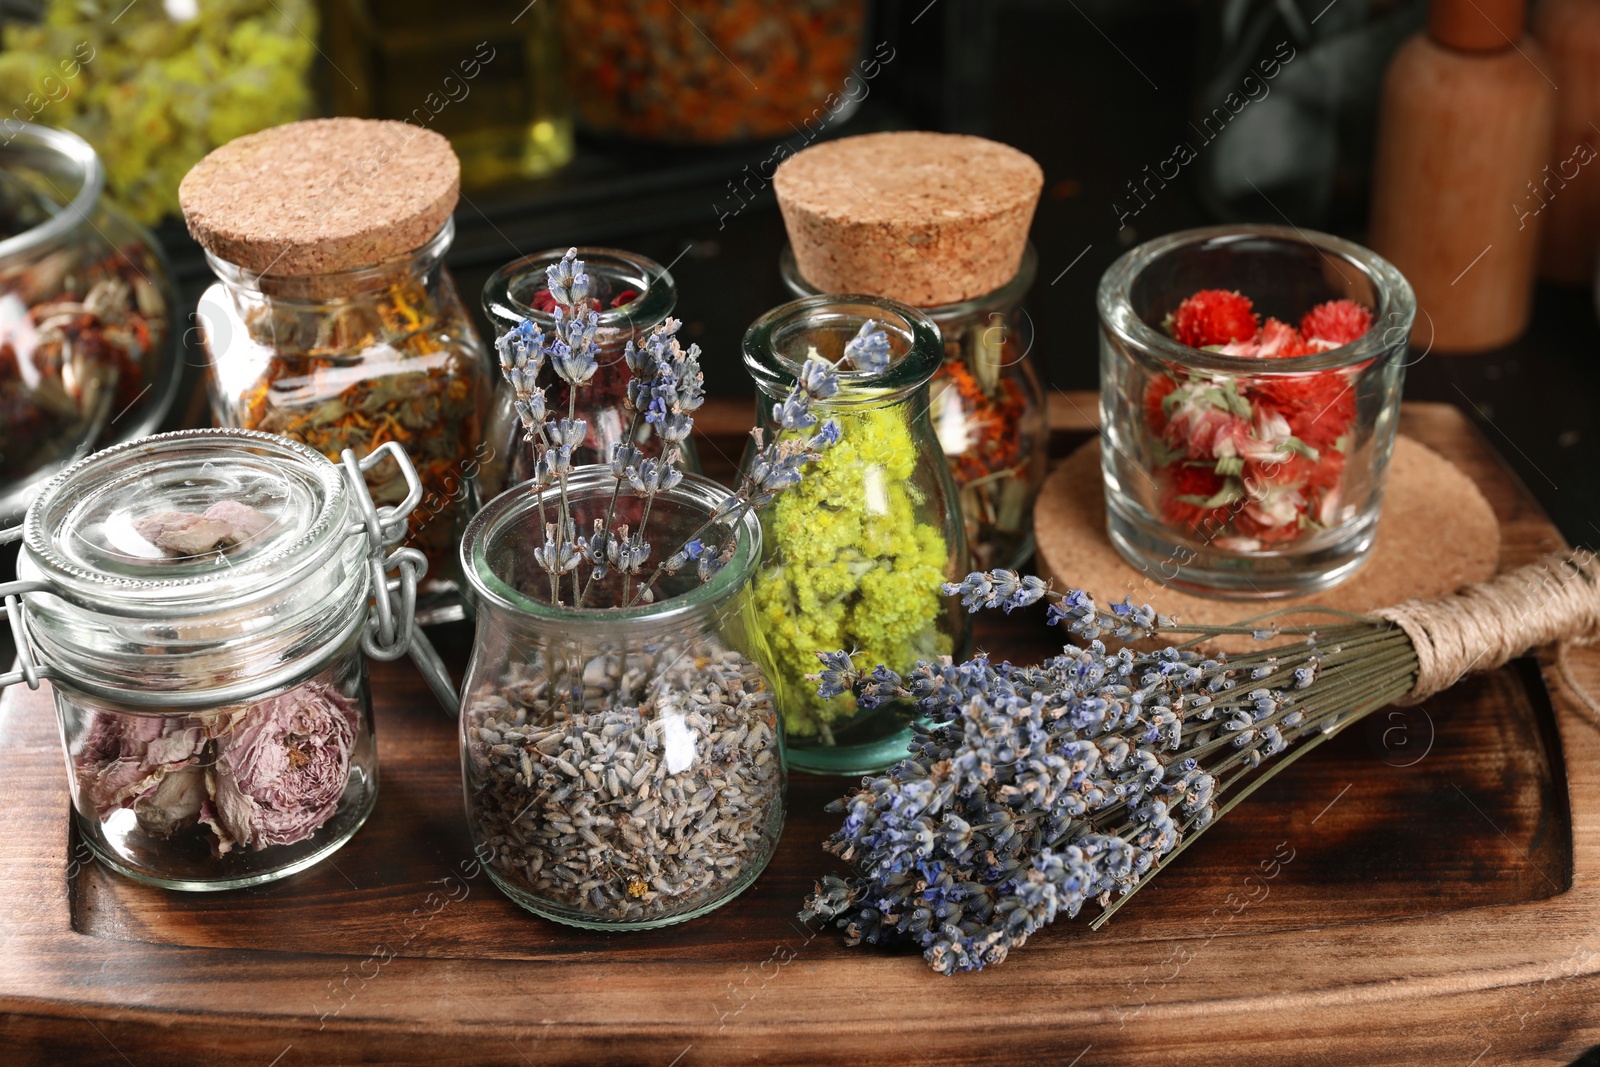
[2,396,1597,1066]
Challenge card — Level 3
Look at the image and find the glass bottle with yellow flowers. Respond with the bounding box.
[742,294,969,775]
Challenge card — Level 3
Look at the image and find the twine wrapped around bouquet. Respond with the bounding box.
[1375,551,1600,703]
[801,550,1600,974]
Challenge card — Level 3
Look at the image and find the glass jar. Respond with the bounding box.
[781,244,1048,570]
[479,247,698,503]
[459,468,784,929]
[0,0,317,224]
[0,123,177,524]
[560,0,868,144]
[742,295,968,775]
[1097,225,1414,597]
[197,219,490,611]
[322,0,573,187]
[0,429,438,890]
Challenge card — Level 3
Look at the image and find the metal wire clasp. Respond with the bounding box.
[0,526,52,693]
[340,443,426,661]
[338,444,459,715]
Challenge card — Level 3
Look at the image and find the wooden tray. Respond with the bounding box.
[3,397,1598,1066]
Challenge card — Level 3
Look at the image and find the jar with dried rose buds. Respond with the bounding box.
[181,118,490,620]
[0,122,178,523]
[479,247,699,503]
[0,429,449,889]
[1097,225,1414,596]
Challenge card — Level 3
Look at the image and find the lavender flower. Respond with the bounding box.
[494,250,841,608]
[842,319,891,374]
[803,574,1413,974]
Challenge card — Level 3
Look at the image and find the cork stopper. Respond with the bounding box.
[773,131,1044,307]
[1428,0,1527,51]
[179,118,460,276]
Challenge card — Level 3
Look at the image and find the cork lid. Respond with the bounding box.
[773,131,1044,306]
[179,118,460,276]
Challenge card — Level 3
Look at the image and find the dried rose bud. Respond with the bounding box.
[203,683,361,853]
[133,501,274,557]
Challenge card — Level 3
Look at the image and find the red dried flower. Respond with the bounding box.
[1249,372,1356,453]
[1143,374,1177,435]
[1300,300,1373,347]
[1158,463,1240,533]
[1168,289,1259,348]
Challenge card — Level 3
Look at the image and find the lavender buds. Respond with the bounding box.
[801,569,1420,974]
[494,248,854,608]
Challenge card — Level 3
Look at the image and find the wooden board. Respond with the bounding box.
[2,397,1598,1066]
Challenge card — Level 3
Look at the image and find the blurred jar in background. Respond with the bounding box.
[0,0,317,224]
[1188,0,1426,231]
[562,0,868,144]
[322,0,574,187]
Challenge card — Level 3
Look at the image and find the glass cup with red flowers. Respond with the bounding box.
[1097,225,1415,596]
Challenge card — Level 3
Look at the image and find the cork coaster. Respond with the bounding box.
[179,118,460,276]
[1034,436,1500,651]
[773,131,1043,306]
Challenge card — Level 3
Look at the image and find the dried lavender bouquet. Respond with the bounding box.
[469,250,891,922]
[801,555,1600,973]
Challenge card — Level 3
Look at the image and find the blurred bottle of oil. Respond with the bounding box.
[322,0,573,186]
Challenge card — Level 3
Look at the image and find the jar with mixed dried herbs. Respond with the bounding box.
[742,295,968,775]
[479,247,698,503]
[181,119,490,616]
[0,123,177,523]
[781,244,1048,569]
[773,131,1047,571]
[0,0,317,224]
[2,429,440,889]
[561,0,868,144]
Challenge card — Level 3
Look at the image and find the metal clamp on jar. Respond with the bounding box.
[0,428,453,890]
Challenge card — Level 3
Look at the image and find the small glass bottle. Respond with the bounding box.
[1,429,437,889]
[479,247,697,502]
[742,294,968,775]
[183,119,491,614]
[1098,224,1413,596]
[0,122,179,523]
[781,244,1048,569]
[459,468,784,928]
[322,0,574,186]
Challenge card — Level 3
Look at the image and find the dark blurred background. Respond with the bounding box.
[0,0,1595,548]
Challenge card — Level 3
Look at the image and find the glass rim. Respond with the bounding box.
[0,122,103,264]
[22,428,351,615]
[481,246,678,337]
[779,242,1038,319]
[1096,224,1417,374]
[742,293,943,407]
[462,466,762,624]
[202,217,455,296]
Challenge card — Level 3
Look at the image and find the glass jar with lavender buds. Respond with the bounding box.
[479,246,699,504]
[461,249,849,927]
[742,295,969,775]
[781,244,1048,570]
[0,429,449,890]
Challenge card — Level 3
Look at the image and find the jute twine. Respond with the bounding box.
[1373,550,1600,705]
